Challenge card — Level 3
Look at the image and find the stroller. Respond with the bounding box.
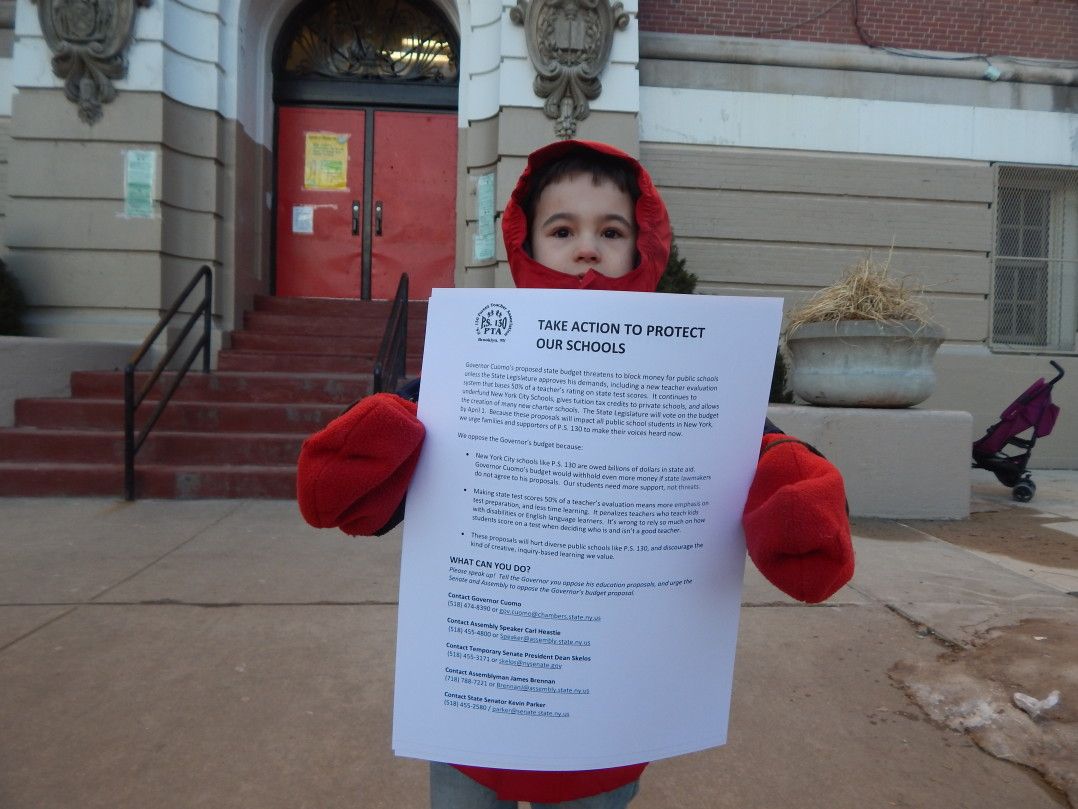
[972,361,1065,502]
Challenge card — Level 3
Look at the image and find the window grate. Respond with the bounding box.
[276,0,458,84]
[991,166,1078,353]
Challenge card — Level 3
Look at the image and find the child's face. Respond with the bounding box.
[530,173,636,280]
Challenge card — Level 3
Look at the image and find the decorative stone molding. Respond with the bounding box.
[510,0,629,138]
[32,0,151,124]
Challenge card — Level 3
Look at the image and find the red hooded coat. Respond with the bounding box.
[451,140,671,803]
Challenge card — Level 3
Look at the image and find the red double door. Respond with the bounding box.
[275,106,457,300]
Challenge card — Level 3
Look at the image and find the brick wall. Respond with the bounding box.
[638,0,1078,62]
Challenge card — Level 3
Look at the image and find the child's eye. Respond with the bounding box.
[602,228,625,239]
[551,227,572,238]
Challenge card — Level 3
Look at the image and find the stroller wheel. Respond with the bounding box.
[1013,481,1036,502]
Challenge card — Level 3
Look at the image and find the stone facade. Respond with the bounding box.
[0,0,1076,465]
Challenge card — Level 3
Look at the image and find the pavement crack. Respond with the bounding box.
[884,603,964,651]
[85,503,246,604]
[0,606,79,655]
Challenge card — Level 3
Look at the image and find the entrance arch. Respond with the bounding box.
[271,0,459,300]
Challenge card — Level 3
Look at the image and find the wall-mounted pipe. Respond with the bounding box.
[640,32,1078,88]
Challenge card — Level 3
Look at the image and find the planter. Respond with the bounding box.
[785,320,945,408]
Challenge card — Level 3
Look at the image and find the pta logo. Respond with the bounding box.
[475,303,513,343]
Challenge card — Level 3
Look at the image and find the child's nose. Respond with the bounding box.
[575,237,600,264]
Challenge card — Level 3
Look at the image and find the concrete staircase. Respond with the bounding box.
[0,296,426,498]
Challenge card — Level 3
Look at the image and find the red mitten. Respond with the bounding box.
[297,393,425,536]
[741,434,854,603]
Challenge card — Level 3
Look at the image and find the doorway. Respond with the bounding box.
[272,0,459,300]
[275,106,456,299]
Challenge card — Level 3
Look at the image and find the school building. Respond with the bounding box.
[1,0,1077,470]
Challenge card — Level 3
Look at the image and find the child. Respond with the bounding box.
[297,140,854,808]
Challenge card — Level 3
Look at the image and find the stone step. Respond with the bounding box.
[70,370,369,404]
[242,310,427,337]
[14,398,342,434]
[0,428,308,466]
[0,462,296,499]
[253,295,428,318]
[216,350,421,375]
[228,331,425,356]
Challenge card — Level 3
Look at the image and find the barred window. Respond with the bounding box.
[991,166,1078,353]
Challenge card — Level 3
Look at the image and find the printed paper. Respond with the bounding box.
[304,132,349,190]
[393,288,782,771]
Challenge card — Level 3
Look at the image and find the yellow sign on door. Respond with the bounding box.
[304,132,349,190]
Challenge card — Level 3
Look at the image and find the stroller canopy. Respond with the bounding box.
[973,376,1060,456]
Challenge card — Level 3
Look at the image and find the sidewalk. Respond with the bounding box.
[0,473,1075,809]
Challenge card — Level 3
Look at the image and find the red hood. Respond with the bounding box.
[502,140,672,292]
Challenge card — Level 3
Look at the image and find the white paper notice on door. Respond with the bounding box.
[292,205,314,234]
[393,288,782,772]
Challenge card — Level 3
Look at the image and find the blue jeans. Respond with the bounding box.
[429,762,640,809]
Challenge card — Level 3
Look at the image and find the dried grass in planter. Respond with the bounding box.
[786,256,933,334]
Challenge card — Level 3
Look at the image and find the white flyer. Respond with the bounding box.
[292,205,315,234]
[393,288,782,771]
[473,173,496,261]
[123,149,155,219]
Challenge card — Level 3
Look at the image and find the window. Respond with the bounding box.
[991,166,1078,353]
[276,0,458,84]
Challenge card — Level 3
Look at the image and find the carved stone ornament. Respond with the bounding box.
[510,0,628,139]
[33,0,152,124]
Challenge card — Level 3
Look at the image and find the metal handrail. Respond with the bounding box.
[123,264,213,500]
[372,273,409,395]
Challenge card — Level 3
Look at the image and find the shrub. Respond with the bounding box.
[770,349,793,403]
[0,259,27,336]
[656,240,697,294]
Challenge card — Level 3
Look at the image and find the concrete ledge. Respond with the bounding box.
[0,336,136,427]
[767,403,972,519]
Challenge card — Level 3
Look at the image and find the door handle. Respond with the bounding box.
[375,200,383,236]
[351,201,360,236]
